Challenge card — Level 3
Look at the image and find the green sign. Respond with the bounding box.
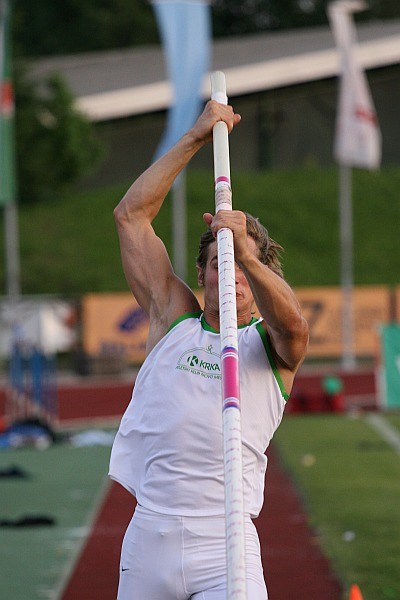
[381,324,400,409]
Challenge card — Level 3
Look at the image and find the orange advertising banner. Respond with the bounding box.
[396,287,400,322]
[296,286,391,357]
[82,290,205,364]
[82,287,392,363]
[82,292,149,364]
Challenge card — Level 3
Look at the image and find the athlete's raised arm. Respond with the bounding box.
[113,101,241,352]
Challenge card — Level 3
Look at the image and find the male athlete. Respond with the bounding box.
[109,99,309,599]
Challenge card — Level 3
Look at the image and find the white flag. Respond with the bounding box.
[328,1,381,169]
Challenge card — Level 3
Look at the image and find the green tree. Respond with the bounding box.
[11,0,400,57]
[12,0,159,57]
[212,0,400,36]
[15,68,103,203]
[369,0,400,18]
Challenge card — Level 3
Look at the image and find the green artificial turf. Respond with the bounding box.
[0,440,112,599]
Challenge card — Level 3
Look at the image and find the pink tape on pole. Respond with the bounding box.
[222,347,240,410]
[215,176,231,186]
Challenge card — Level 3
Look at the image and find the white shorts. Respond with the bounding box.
[117,505,268,600]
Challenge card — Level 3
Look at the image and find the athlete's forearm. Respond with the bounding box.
[114,131,205,226]
[239,253,308,368]
[242,255,299,329]
[114,101,240,227]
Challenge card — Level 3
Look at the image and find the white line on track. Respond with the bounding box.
[52,474,113,600]
[365,413,400,456]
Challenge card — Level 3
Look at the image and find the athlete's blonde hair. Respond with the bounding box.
[196,212,284,277]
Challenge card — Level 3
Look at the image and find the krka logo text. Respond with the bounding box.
[177,347,221,379]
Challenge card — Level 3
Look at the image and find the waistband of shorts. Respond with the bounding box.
[135,504,251,522]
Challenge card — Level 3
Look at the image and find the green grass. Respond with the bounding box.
[386,414,400,433]
[1,165,400,294]
[273,414,400,600]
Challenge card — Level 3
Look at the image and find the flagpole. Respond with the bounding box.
[0,0,20,300]
[172,170,187,282]
[328,0,382,370]
[151,1,211,284]
[339,164,355,370]
[4,199,20,298]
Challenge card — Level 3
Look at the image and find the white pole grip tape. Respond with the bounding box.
[211,71,232,211]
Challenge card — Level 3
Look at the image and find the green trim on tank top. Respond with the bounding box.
[255,322,290,401]
[167,311,203,333]
[200,314,259,333]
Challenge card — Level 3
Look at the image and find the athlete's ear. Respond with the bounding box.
[197,265,204,287]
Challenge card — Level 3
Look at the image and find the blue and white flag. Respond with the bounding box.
[328,0,381,170]
[151,0,211,161]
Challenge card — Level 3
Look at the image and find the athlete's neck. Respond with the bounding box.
[202,306,254,332]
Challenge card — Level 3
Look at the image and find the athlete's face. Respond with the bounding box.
[197,237,258,321]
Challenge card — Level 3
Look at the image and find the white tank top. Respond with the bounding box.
[109,312,288,518]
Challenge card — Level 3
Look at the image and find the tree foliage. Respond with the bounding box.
[12,0,159,57]
[212,0,400,36]
[11,0,400,57]
[15,68,103,203]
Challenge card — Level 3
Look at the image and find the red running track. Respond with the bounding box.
[60,445,343,600]
[0,364,377,426]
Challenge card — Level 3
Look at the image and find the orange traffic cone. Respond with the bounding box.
[349,584,364,600]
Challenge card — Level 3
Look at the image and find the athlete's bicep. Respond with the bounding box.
[117,221,170,311]
[117,220,199,340]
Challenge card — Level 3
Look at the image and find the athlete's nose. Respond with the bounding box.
[234,263,244,283]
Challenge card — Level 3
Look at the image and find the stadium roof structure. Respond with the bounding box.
[30,20,400,123]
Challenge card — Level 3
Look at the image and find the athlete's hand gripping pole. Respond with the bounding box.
[211,71,247,600]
